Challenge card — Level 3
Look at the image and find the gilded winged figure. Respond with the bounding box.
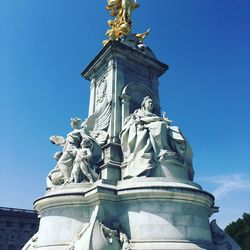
[104,0,140,45]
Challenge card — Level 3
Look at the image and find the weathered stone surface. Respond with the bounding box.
[23,39,241,249]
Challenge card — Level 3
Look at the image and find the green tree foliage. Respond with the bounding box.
[225,213,250,250]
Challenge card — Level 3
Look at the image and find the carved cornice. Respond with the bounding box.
[81,41,168,80]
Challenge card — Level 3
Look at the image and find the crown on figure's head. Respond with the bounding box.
[143,96,152,101]
[141,96,153,107]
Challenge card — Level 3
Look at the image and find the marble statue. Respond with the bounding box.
[70,137,99,183]
[67,205,128,250]
[49,117,83,183]
[120,96,194,180]
[23,2,243,249]
[210,220,241,250]
[47,117,103,188]
[97,222,131,250]
[46,151,64,189]
[110,222,131,250]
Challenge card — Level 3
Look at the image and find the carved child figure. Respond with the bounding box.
[70,138,98,183]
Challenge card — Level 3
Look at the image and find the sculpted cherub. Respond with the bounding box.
[70,138,99,183]
[47,112,107,188]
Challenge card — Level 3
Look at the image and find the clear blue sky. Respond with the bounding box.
[0,0,249,229]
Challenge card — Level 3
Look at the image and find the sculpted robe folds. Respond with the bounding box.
[121,108,172,178]
[120,104,194,180]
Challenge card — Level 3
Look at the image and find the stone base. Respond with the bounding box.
[25,179,218,250]
[130,241,216,250]
[117,178,215,249]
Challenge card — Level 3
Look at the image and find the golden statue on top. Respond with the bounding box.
[104,0,149,46]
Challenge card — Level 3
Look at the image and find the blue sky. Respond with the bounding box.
[0,0,249,229]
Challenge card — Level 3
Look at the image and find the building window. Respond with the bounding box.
[8,245,16,250]
[0,229,4,240]
[19,222,25,228]
[10,230,17,241]
[6,221,12,227]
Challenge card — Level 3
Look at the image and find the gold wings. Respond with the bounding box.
[104,0,140,46]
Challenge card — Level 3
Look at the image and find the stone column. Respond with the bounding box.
[120,94,131,127]
[88,78,96,116]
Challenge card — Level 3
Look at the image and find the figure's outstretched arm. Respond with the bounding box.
[49,135,66,146]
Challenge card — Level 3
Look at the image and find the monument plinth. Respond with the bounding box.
[81,40,168,183]
[23,1,241,250]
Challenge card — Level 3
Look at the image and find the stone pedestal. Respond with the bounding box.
[23,40,241,250]
[32,183,118,250]
[100,142,123,182]
[116,178,215,250]
[30,178,218,250]
[81,41,168,182]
